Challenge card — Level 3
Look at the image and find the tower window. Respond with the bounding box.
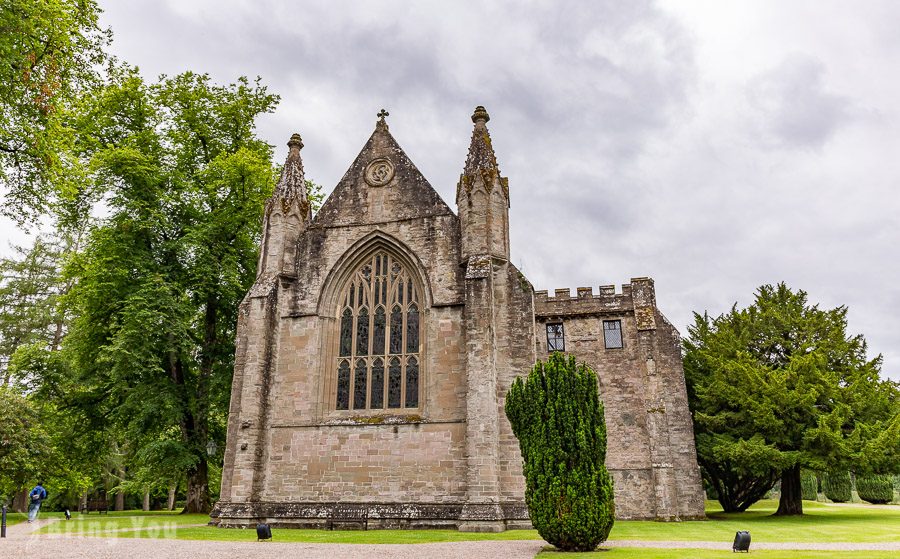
[546,323,565,352]
[603,320,623,349]
[335,251,422,411]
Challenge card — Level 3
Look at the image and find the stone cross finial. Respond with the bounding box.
[378,108,389,122]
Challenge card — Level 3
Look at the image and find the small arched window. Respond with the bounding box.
[335,251,421,411]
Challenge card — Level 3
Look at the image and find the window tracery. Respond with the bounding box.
[334,251,422,411]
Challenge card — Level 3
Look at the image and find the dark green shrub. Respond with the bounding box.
[822,471,852,503]
[800,470,818,501]
[505,353,615,552]
[856,474,894,504]
[703,478,719,501]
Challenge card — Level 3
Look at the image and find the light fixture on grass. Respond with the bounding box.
[733,530,751,552]
[257,523,272,541]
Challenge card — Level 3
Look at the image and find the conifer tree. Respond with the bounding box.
[822,471,852,503]
[505,353,615,552]
[856,474,894,504]
[684,283,899,515]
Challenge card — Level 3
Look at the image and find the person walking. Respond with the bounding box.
[28,482,48,522]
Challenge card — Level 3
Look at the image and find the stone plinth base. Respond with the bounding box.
[211,501,530,531]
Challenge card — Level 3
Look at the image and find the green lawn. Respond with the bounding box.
[3,511,27,526]
[4,509,70,526]
[537,550,900,559]
[36,511,208,535]
[27,499,900,548]
[609,499,900,543]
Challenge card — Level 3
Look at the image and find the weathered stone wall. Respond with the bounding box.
[265,422,467,502]
[533,280,706,520]
[217,110,706,529]
[495,264,536,502]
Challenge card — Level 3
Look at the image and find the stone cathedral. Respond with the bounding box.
[213,107,706,531]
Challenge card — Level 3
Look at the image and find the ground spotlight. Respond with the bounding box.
[256,523,272,541]
[733,530,750,552]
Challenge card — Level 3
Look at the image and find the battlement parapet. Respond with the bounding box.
[534,279,656,318]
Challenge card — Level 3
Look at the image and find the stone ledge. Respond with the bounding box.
[211,501,530,531]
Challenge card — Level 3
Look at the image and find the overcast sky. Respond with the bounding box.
[2,1,898,380]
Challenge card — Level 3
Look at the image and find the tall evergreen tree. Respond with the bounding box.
[684,283,899,515]
[0,234,76,385]
[505,353,615,552]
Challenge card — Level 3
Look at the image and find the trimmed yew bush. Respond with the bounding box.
[505,353,615,552]
[801,470,819,501]
[822,471,852,503]
[856,474,894,504]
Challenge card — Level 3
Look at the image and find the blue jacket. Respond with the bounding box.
[30,485,47,501]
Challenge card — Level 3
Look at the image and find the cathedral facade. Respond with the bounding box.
[212,107,705,531]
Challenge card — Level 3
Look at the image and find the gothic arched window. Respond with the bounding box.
[335,251,422,411]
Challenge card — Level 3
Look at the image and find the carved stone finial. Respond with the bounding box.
[471,105,490,124]
[377,108,389,122]
[268,132,309,219]
[287,133,303,150]
[462,106,499,179]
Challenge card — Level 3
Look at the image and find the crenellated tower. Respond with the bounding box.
[456,106,510,262]
[258,133,312,279]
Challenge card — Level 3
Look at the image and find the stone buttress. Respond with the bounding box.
[218,134,311,508]
[456,107,535,531]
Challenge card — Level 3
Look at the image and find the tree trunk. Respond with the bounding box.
[775,465,804,515]
[167,484,176,511]
[182,458,210,513]
[115,467,126,511]
[12,488,27,512]
[179,294,216,515]
[142,487,150,511]
[80,492,88,513]
[115,491,125,511]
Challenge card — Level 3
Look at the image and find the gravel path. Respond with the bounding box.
[3,519,898,558]
[2,520,545,559]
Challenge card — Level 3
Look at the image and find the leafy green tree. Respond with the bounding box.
[505,353,615,552]
[0,0,109,221]
[0,230,104,508]
[684,283,899,515]
[59,68,280,513]
[0,387,53,500]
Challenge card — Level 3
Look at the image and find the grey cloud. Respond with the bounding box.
[748,55,854,150]
[9,0,891,381]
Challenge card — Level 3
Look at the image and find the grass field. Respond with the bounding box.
[37,511,208,536]
[28,499,900,551]
[537,550,900,559]
[3,511,26,526]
